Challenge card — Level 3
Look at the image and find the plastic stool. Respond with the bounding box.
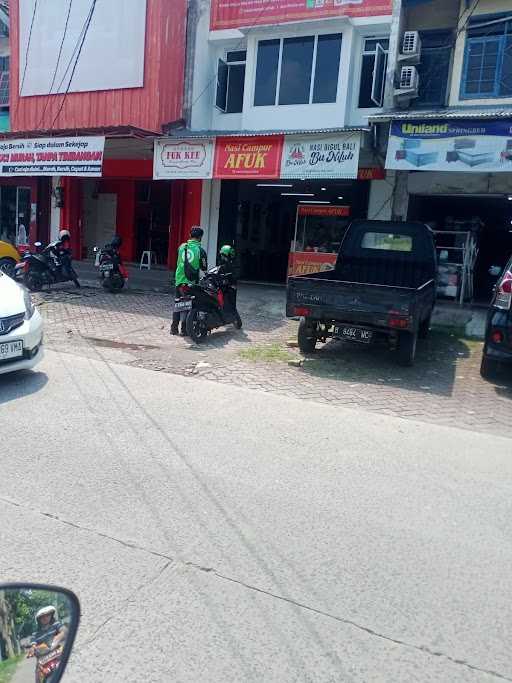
[140,251,156,270]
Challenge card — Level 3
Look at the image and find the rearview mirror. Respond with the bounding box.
[489,265,502,277]
[0,583,80,683]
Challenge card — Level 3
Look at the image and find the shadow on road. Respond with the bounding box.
[300,330,475,398]
[0,370,48,405]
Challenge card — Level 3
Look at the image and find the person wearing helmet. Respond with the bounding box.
[28,605,66,659]
[217,244,241,319]
[109,234,122,251]
[45,228,73,279]
[171,226,208,335]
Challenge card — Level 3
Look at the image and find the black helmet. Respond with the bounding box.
[190,226,204,240]
[111,235,122,249]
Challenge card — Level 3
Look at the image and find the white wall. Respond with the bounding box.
[367,175,394,220]
[49,177,61,242]
[190,10,391,133]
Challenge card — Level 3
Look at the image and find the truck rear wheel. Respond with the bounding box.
[418,315,431,339]
[480,354,498,380]
[298,318,317,353]
[397,331,417,366]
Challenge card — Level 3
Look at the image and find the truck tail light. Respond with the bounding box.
[496,271,512,310]
[388,316,410,329]
[294,307,312,317]
[491,329,504,344]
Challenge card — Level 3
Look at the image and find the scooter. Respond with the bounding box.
[28,642,64,683]
[94,244,128,292]
[176,266,242,343]
[15,242,80,292]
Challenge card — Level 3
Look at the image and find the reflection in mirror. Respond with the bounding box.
[0,585,79,683]
[489,265,502,277]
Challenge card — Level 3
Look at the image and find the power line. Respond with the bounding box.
[11,0,38,125]
[49,0,97,130]
[37,0,74,130]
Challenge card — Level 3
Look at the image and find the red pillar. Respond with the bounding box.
[167,180,203,269]
[60,177,82,260]
[116,180,136,263]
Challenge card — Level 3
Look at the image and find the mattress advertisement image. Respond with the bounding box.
[385,119,512,173]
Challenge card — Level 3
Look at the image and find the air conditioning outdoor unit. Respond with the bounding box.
[402,31,421,56]
[399,65,419,91]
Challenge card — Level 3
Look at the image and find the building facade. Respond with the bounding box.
[373,0,512,302]
[2,0,197,269]
[155,0,394,282]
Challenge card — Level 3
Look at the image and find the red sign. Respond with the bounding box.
[357,167,386,180]
[288,251,337,277]
[211,0,391,30]
[213,136,284,179]
[298,205,350,217]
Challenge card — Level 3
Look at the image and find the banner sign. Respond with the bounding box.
[213,135,284,179]
[288,251,337,277]
[281,134,361,179]
[153,138,214,180]
[210,0,392,30]
[386,119,512,173]
[0,136,105,176]
[298,205,350,216]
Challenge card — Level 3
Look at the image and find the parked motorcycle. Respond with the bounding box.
[175,266,242,343]
[15,241,80,292]
[94,240,128,292]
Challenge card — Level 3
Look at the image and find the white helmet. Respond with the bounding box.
[35,606,57,625]
[59,229,70,240]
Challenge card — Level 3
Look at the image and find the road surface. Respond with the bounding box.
[1,349,511,682]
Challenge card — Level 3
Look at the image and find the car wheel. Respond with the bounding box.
[0,257,16,278]
[397,331,417,366]
[298,318,317,353]
[480,354,499,380]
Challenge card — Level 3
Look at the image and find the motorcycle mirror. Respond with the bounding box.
[0,583,80,683]
[34,242,42,248]
[489,265,502,277]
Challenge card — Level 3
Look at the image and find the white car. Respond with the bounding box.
[0,272,43,375]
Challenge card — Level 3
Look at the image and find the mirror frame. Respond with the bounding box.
[0,583,81,683]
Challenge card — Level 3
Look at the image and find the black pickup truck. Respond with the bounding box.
[286,220,437,366]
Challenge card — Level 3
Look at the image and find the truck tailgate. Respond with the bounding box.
[287,277,417,323]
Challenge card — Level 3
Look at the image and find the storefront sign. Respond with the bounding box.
[210,0,392,30]
[281,134,361,180]
[213,135,284,179]
[298,205,350,217]
[288,251,337,277]
[0,136,105,177]
[358,167,385,180]
[386,119,512,173]
[153,138,214,180]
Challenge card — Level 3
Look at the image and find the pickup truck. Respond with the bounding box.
[286,220,437,366]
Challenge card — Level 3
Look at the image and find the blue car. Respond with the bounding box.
[481,256,512,378]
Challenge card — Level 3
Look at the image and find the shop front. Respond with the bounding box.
[154,130,380,283]
[385,117,512,303]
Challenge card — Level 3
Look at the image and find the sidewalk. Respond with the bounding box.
[74,260,173,292]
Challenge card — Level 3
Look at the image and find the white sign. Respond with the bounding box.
[153,138,215,180]
[0,136,105,177]
[280,133,361,179]
[19,0,147,96]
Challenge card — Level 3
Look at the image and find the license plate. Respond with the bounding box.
[100,263,114,271]
[334,326,373,343]
[174,299,192,311]
[0,340,23,361]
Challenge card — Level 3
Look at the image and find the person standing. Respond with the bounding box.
[171,226,207,335]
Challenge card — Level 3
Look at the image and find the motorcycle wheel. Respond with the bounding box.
[186,309,209,343]
[25,272,44,292]
[0,257,16,278]
[70,269,80,288]
[233,312,243,329]
[110,274,125,291]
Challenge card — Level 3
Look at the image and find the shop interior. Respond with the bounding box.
[408,194,512,302]
[217,179,370,282]
[0,185,31,247]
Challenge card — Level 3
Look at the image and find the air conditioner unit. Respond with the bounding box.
[400,65,419,91]
[402,31,421,56]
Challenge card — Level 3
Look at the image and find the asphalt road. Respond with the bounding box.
[1,349,512,682]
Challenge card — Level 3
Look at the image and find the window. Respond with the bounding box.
[216,50,246,113]
[415,31,453,107]
[254,34,342,107]
[0,56,9,108]
[358,38,389,108]
[461,15,512,99]
[361,232,413,252]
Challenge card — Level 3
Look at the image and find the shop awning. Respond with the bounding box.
[368,107,512,123]
[163,126,370,138]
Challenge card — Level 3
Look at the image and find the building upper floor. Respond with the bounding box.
[187,0,393,133]
[385,0,512,113]
[9,0,187,134]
